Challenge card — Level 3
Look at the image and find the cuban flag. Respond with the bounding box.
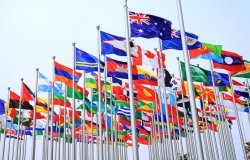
[213,50,246,75]
[129,11,172,40]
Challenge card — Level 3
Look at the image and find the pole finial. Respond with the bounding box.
[154,48,157,51]
[72,42,76,47]
[36,68,39,72]
[177,57,179,60]
[96,26,100,30]
[8,87,10,90]
[52,56,56,60]
[21,78,24,81]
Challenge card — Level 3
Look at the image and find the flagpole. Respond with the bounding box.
[176,57,191,158]
[175,0,204,159]
[110,86,114,160]
[15,78,24,160]
[103,55,110,160]
[244,79,250,124]
[31,68,39,160]
[71,42,77,160]
[123,1,139,159]
[229,75,247,159]
[63,85,67,160]
[217,91,237,160]
[81,71,86,160]
[7,119,13,160]
[11,130,16,160]
[90,89,94,160]
[1,87,10,160]
[46,93,51,160]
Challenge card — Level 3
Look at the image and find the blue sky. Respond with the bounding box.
[0,0,250,159]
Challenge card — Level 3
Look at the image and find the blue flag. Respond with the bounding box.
[205,72,230,87]
[75,47,104,72]
[0,99,5,115]
[101,31,127,56]
[161,29,202,50]
[129,11,172,40]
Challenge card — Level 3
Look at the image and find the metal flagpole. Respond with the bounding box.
[51,56,56,160]
[63,85,67,160]
[110,86,114,160]
[31,68,39,160]
[15,78,24,160]
[176,57,191,158]
[42,132,46,160]
[229,75,247,159]
[22,134,27,160]
[72,42,77,160]
[81,71,86,160]
[175,0,204,159]
[244,79,250,124]
[199,82,212,160]
[218,91,237,160]
[157,43,175,159]
[7,119,13,160]
[11,130,16,160]
[96,25,103,160]
[90,89,94,160]
[46,93,51,160]
[103,55,110,160]
[1,87,10,160]
[123,1,139,159]
[54,122,58,160]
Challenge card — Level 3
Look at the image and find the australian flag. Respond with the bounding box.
[129,11,172,40]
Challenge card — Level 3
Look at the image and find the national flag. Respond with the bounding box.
[132,45,166,68]
[38,72,64,95]
[86,78,97,89]
[232,80,249,98]
[134,84,157,102]
[22,82,35,101]
[213,50,245,75]
[205,72,230,87]
[132,66,158,86]
[161,29,202,50]
[75,47,105,72]
[0,99,5,115]
[9,91,33,110]
[136,100,153,113]
[234,60,250,78]
[129,11,172,40]
[180,61,209,83]
[221,92,247,112]
[189,42,223,62]
[53,93,71,108]
[117,106,130,116]
[107,57,128,78]
[54,61,82,87]
[112,77,124,95]
[67,85,89,100]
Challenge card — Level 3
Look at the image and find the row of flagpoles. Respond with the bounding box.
[1,0,250,160]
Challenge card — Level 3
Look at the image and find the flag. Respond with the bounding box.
[213,50,245,75]
[9,91,33,110]
[132,66,158,86]
[112,77,124,95]
[53,93,71,107]
[134,84,157,102]
[180,61,209,83]
[22,82,35,101]
[132,45,166,68]
[205,72,230,87]
[75,47,104,72]
[221,92,247,112]
[117,106,130,116]
[161,29,202,50]
[189,42,223,62]
[129,11,172,40]
[38,72,64,95]
[54,61,82,87]
[67,85,89,100]
[232,80,249,98]
[86,78,97,89]
[0,99,5,115]
[234,60,250,78]
[101,31,127,56]
[107,57,128,78]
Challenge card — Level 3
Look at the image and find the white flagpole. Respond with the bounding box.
[11,130,16,160]
[229,75,247,159]
[1,87,10,160]
[31,68,39,160]
[81,71,86,160]
[15,78,24,160]
[7,119,13,160]
[50,56,56,160]
[123,0,139,159]
[96,25,103,160]
[176,0,204,159]
[63,85,67,160]
[72,42,77,160]
[46,93,51,160]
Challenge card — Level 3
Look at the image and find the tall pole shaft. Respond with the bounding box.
[96,25,103,160]
[123,1,139,159]
[31,68,39,160]
[72,42,76,160]
[175,0,204,159]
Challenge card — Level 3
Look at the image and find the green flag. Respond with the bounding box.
[234,60,250,78]
[67,87,83,100]
[181,62,209,83]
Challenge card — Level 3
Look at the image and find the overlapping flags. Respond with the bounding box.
[234,60,250,78]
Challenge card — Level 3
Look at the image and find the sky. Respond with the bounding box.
[0,0,250,159]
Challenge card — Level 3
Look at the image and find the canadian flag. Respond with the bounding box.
[132,45,166,68]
